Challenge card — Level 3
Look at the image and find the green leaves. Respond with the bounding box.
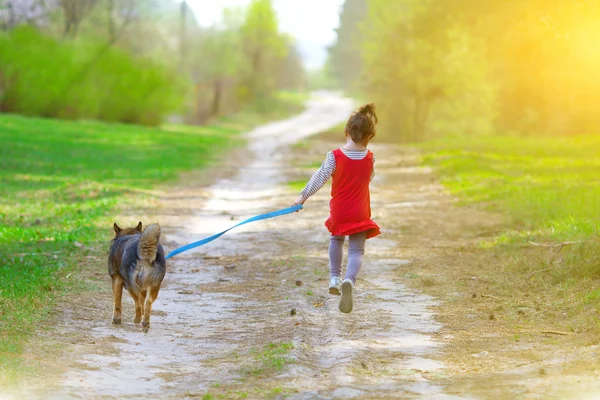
[332,0,600,141]
[239,0,290,105]
[0,26,186,125]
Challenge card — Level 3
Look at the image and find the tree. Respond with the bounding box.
[1,0,57,30]
[190,7,245,118]
[327,0,366,92]
[60,0,99,38]
[352,0,600,139]
[277,36,306,91]
[359,0,444,141]
[240,0,287,105]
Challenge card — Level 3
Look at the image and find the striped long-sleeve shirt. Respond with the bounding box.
[300,149,375,201]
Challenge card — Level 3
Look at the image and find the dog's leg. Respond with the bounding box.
[133,293,142,323]
[142,287,160,333]
[150,287,160,303]
[140,290,151,333]
[112,276,124,325]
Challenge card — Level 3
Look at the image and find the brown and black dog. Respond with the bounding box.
[108,221,166,333]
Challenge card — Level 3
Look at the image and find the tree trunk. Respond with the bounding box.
[416,99,431,142]
[211,80,221,117]
[412,95,432,143]
[63,16,71,36]
[412,96,421,142]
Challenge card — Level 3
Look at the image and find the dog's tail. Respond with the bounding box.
[138,223,161,263]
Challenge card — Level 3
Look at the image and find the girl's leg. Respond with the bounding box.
[344,231,366,284]
[329,235,345,278]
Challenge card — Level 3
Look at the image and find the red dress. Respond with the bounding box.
[325,148,381,239]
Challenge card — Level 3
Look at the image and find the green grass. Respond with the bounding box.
[420,134,600,241]
[419,133,600,331]
[0,114,243,382]
[247,342,294,376]
[303,161,323,169]
[287,179,308,192]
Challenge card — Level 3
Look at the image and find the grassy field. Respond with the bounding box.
[0,114,239,379]
[419,134,600,333]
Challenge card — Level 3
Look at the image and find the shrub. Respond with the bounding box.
[0,26,188,125]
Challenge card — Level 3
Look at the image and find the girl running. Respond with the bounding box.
[292,103,380,313]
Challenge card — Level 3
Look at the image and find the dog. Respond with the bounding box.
[108,221,166,333]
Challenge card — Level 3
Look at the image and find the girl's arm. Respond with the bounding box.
[292,152,335,206]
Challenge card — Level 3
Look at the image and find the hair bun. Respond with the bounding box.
[357,103,378,123]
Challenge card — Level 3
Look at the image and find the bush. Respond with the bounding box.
[0,26,188,125]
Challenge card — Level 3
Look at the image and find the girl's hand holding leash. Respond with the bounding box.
[292,195,305,211]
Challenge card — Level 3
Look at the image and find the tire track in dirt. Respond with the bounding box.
[9,92,461,399]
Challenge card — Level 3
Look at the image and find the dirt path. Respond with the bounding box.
[6,93,465,399]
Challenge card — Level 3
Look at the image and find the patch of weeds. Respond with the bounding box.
[247,342,294,376]
[306,290,314,296]
[584,289,600,304]
[202,394,214,400]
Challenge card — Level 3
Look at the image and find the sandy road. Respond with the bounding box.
[6,92,460,399]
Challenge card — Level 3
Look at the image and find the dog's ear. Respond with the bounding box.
[136,221,143,232]
[113,223,122,235]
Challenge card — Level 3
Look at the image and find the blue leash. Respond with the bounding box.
[165,204,303,259]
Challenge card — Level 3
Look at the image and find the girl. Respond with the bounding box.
[292,103,380,313]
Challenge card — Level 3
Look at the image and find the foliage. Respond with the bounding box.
[239,0,290,108]
[189,5,305,120]
[331,0,600,141]
[276,36,307,91]
[306,64,338,91]
[359,0,496,141]
[1,0,307,124]
[0,26,186,125]
[436,0,600,136]
[327,0,366,93]
[0,113,238,381]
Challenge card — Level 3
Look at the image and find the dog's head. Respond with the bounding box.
[113,221,143,238]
